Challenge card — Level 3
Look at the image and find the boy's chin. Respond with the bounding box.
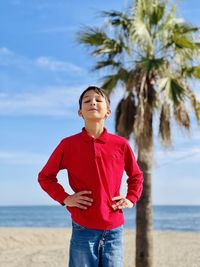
[84,116,106,121]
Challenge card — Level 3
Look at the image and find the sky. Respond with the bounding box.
[0,0,200,206]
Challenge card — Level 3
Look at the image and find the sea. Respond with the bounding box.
[0,205,200,232]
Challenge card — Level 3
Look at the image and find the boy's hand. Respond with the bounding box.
[63,191,93,210]
[112,196,134,210]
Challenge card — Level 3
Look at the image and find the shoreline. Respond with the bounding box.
[0,228,200,267]
[0,226,199,233]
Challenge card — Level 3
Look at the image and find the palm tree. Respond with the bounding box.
[77,0,200,266]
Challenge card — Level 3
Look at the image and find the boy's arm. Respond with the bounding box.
[124,142,143,205]
[38,140,69,206]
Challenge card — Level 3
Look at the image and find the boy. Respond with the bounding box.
[38,86,143,267]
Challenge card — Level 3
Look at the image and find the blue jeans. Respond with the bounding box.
[68,220,124,267]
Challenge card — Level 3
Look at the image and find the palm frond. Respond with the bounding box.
[130,0,153,50]
[137,57,166,75]
[115,93,137,139]
[77,26,127,60]
[134,99,153,149]
[172,35,197,49]
[194,102,200,124]
[149,2,165,25]
[125,69,141,91]
[93,60,121,70]
[159,78,186,105]
[101,75,119,95]
[186,87,200,123]
[174,103,190,130]
[77,27,107,46]
[132,72,154,148]
[101,10,131,32]
[115,98,124,133]
[174,22,199,35]
[101,67,129,94]
[101,10,124,19]
[159,101,171,146]
[130,17,152,50]
[92,38,124,56]
[186,66,200,79]
[163,18,199,54]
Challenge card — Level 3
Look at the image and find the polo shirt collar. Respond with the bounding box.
[81,127,109,143]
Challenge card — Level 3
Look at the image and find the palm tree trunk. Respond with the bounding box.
[135,148,153,267]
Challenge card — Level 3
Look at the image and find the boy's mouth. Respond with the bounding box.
[88,108,98,111]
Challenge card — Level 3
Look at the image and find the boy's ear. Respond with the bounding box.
[78,110,83,117]
[105,109,111,118]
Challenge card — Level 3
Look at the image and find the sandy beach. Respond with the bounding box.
[0,228,199,267]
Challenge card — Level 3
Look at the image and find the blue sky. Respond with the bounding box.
[0,0,200,206]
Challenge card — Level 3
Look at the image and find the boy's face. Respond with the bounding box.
[78,90,111,121]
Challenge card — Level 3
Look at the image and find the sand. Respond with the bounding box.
[0,228,199,267]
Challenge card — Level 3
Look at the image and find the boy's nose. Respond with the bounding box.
[90,100,96,105]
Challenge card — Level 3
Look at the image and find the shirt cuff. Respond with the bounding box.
[58,192,69,206]
[126,195,137,205]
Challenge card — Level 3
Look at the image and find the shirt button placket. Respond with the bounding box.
[94,140,101,158]
[93,139,97,158]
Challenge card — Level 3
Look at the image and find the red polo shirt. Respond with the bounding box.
[38,127,143,230]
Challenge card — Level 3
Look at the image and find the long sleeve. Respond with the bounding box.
[38,140,69,205]
[124,142,143,204]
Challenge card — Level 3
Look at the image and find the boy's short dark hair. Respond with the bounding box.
[79,86,110,110]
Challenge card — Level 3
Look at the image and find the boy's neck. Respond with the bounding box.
[84,122,105,139]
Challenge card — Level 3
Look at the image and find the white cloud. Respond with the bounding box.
[0,85,84,116]
[0,150,47,165]
[0,47,18,67]
[38,26,77,33]
[0,47,13,55]
[154,146,200,167]
[0,46,85,75]
[35,56,83,73]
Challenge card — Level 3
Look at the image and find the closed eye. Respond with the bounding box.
[84,99,103,103]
